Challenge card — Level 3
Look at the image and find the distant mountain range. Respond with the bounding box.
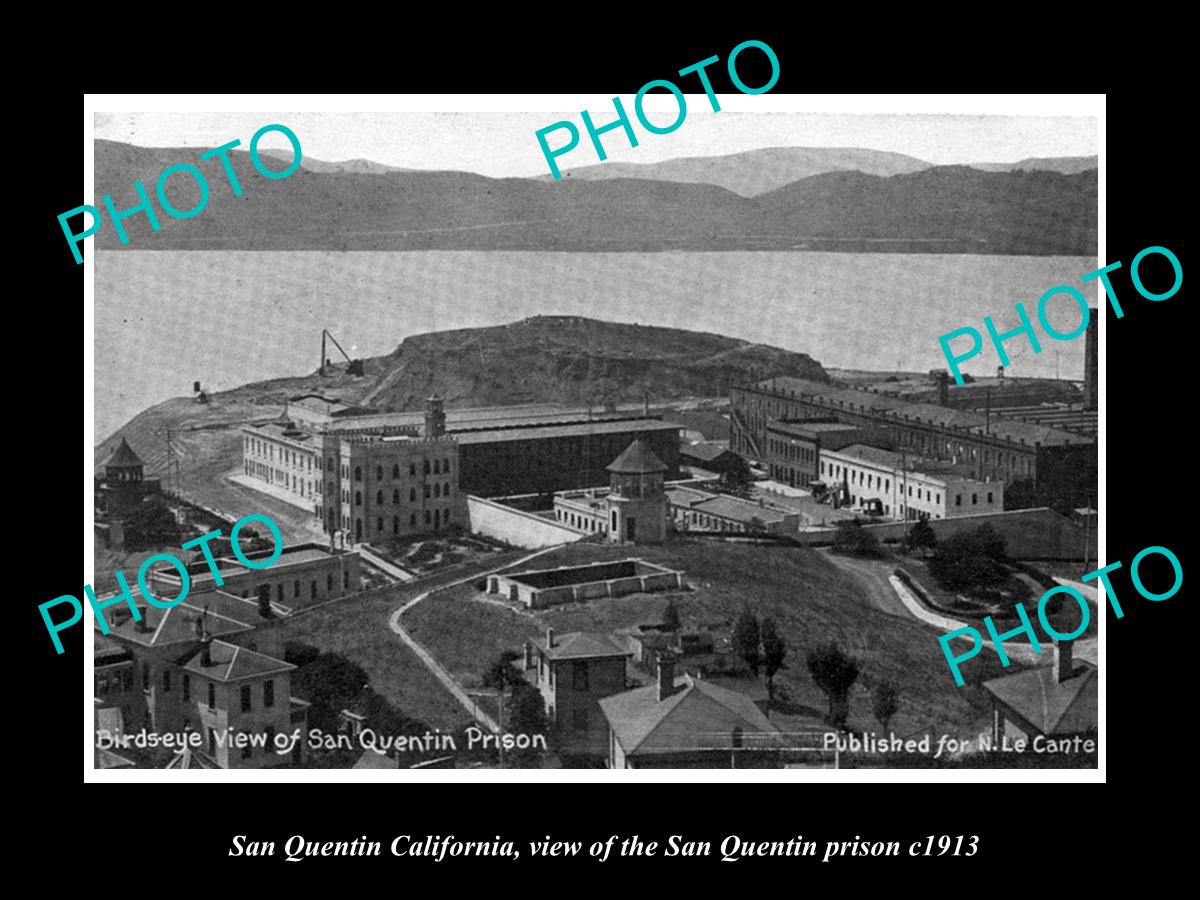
[93,140,1097,254]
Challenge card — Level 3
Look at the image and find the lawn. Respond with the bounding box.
[404,537,1018,741]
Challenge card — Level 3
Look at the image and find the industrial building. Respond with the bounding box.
[731,378,1094,509]
[242,395,682,542]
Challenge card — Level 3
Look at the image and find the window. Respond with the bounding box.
[354,466,361,481]
[208,683,216,708]
[444,481,450,496]
[377,517,383,533]
[972,493,978,505]
[410,513,417,527]
[410,488,416,502]
[572,661,589,691]
[424,484,430,498]
[311,579,317,599]
[294,579,300,598]
[344,570,351,589]
[433,483,440,498]
[409,463,416,477]
[393,515,400,534]
[264,680,275,708]
[392,464,399,479]
[393,489,400,504]
[955,494,962,507]
[376,490,384,505]
[355,491,362,506]
[240,685,252,713]
[424,510,431,525]
[433,459,440,475]
[987,492,994,504]
[424,459,430,474]
[443,458,450,473]
[376,466,383,481]
[327,573,334,592]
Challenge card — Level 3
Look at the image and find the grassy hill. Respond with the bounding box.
[96,315,826,467]
[94,140,1097,254]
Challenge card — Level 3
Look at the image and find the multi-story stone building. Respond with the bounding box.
[731,378,1093,509]
[821,444,1004,521]
[763,419,890,489]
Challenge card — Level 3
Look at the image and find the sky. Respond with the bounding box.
[93,105,1099,178]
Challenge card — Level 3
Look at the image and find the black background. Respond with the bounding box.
[22,20,1188,886]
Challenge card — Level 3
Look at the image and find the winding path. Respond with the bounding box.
[387,545,563,733]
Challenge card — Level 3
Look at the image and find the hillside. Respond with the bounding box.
[93,140,1097,254]
[538,146,933,196]
[971,155,1098,175]
[95,315,827,466]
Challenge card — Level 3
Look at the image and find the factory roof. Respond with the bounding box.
[749,378,1088,447]
[456,418,679,445]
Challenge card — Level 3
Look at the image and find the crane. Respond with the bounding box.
[320,329,364,377]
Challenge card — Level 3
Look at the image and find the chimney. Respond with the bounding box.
[134,604,149,633]
[257,591,271,619]
[200,634,214,668]
[1083,310,1098,411]
[546,627,555,649]
[1054,639,1074,683]
[657,652,678,702]
[523,641,534,671]
[937,370,949,407]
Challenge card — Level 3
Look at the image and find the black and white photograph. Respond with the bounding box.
[85,95,1102,776]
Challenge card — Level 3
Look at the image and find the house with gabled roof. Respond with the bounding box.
[981,641,1097,747]
[599,654,787,768]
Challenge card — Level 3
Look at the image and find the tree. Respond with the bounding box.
[122,501,180,549]
[872,681,900,734]
[807,642,860,729]
[903,519,938,557]
[661,598,681,632]
[832,519,882,558]
[290,651,371,733]
[928,525,1008,591]
[760,617,787,710]
[732,608,761,676]
[482,649,522,690]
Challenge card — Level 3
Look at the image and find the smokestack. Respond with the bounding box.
[1054,639,1074,683]
[135,604,148,633]
[1083,309,1098,411]
[937,370,949,407]
[657,652,677,702]
[546,627,555,649]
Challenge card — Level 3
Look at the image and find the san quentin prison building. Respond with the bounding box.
[731,378,1095,510]
[242,395,681,543]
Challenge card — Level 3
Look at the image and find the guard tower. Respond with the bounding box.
[424,395,446,438]
[105,437,145,484]
[605,439,667,545]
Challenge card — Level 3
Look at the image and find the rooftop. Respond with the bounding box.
[607,439,669,474]
[180,639,295,683]
[532,631,631,661]
[827,444,978,480]
[982,661,1097,735]
[680,441,736,462]
[664,486,790,524]
[750,377,1089,448]
[456,418,680,445]
[105,437,144,469]
[599,675,784,755]
[100,590,259,647]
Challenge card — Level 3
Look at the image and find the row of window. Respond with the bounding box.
[334,459,452,480]
[246,438,314,471]
[768,438,815,465]
[340,483,453,506]
[556,509,606,534]
[148,664,276,713]
[334,508,451,539]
